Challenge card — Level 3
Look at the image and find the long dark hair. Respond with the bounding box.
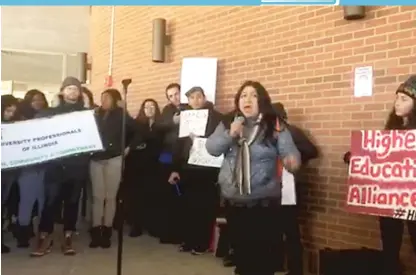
[82,87,96,108]
[233,80,276,142]
[135,98,161,123]
[1,94,19,121]
[23,89,48,106]
[102,89,122,109]
[21,89,48,119]
[385,84,416,130]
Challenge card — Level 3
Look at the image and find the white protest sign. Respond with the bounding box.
[1,110,103,169]
[180,57,218,104]
[188,137,224,168]
[179,109,208,138]
[281,168,297,205]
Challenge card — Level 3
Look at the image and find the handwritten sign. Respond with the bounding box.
[188,137,224,168]
[179,109,209,138]
[346,130,416,221]
[281,168,297,205]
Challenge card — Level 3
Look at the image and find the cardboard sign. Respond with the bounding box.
[179,109,208,138]
[188,137,224,168]
[346,130,416,221]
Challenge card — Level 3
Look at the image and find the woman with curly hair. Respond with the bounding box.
[125,99,163,237]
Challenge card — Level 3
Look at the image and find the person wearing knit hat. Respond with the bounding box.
[401,74,416,99]
[32,76,88,257]
[385,74,416,130]
[60,76,82,101]
[370,75,416,275]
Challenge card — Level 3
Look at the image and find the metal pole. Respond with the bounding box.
[116,78,132,275]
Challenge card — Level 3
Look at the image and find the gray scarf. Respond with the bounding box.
[233,114,263,195]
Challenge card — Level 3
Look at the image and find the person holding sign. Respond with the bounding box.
[205,81,301,275]
[88,89,143,249]
[349,76,416,275]
[32,77,90,257]
[168,86,223,255]
[15,89,49,249]
[1,95,20,254]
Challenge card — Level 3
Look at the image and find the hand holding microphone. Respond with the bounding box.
[230,116,244,138]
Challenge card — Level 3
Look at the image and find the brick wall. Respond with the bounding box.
[89,6,416,273]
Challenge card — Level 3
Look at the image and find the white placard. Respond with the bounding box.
[281,168,297,205]
[1,110,103,169]
[180,57,218,104]
[354,66,373,98]
[188,137,224,168]
[179,109,209,138]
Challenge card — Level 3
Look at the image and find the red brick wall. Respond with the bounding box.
[89,6,416,273]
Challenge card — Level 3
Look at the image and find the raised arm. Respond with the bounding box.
[125,115,145,149]
[205,122,234,157]
[158,105,177,131]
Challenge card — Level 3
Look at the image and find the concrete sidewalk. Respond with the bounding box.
[2,233,288,275]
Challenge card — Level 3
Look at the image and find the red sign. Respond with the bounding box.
[346,130,416,221]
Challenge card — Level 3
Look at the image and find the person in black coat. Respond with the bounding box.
[14,89,49,248]
[343,77,416,275]
[1,95,20,254]
[168,86,223,255]
[32,77,90,257]
[88,88,144,249]
[125,98,163,237]
[156,83,188,244]
[272,102,319,275]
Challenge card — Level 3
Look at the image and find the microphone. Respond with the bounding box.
[234,116,245,124]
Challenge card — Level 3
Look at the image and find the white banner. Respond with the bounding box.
[188,137,224,168]
[1,110,103,169]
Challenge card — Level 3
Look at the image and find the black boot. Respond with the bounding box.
[2,243,10,254]
[16,225,30,248]
[101,227,112,249]
[129,226,142,238]
[89,227,102,248]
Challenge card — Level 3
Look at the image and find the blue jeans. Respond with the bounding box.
[1,171,16,206]
[18,168,45,226]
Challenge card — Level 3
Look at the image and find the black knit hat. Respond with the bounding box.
[401,75,416,99]
[61,76,82,91]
